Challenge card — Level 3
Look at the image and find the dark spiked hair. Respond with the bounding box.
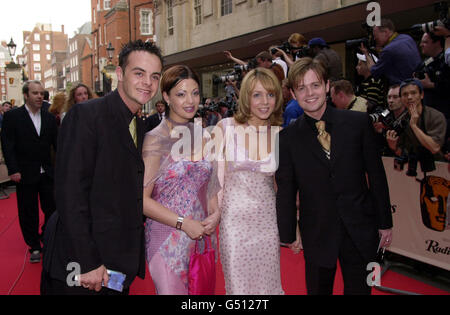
[118,40,163,70]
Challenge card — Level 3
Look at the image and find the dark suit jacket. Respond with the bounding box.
[276,106,393,268]
[0,105,57,184]
[45,90,146,287]
[145,112,163,132]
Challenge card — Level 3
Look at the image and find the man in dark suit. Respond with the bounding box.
[276,58,393,295]
[0,81,57,263]
[40,40,163,295]
[145,99,167,132]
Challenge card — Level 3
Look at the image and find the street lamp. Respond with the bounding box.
[106,42,115,64]
[7,38,16,61]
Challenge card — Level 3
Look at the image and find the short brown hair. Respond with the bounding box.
[288,57,328,90]
[160,65,200,95]
[330,80,354,96]
[378,19,395,32]
[234,68,283,126]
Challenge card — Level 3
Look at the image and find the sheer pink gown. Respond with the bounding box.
[219,118,284,295]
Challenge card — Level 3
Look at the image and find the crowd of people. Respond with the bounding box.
[0,17,449,296]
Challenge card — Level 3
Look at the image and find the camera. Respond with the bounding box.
[346,23,377,53]
[417,1,449,33]
[369,107,409,135]
[271,42,310,59]
[213,60,258,85]
[271,42,293,55]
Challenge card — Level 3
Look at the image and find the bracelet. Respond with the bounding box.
[176,216,184,230]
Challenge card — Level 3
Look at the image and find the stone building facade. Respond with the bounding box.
[153,0,439,97]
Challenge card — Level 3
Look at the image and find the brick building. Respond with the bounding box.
[21,24,68,86]
[65,22,93,92]
[91,0,155,95]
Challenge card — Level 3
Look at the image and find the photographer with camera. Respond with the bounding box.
[371,85,408,152]
[355,53,386,112]
[415,31,450,124]
[269,45,289,78]
[361,19,422,85]
[386,79,446,175]
[273,33,310,68]
[308,37,343,82]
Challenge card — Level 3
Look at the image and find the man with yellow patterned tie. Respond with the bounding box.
[276,57,393,295]
[41,40,163,295]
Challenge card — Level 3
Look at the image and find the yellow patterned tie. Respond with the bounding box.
[129,117,137,148]
[315,120,331,158]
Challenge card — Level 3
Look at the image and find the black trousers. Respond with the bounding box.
[305,225,374,295]
[16,173,55,252]
[40,270,129,296]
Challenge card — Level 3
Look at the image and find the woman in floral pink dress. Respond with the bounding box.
[217,68,285,295]
[142,65,220,295]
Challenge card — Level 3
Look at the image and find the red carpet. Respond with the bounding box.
[1,193,448,295]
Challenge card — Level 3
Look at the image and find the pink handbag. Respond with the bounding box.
[188,236,216,295]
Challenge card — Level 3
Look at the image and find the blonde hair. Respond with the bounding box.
[288,33,307,47]
[234,68,283,126]
[49,92,66,115]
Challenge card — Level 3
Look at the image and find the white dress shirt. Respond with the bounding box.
[25,104,41,136]
[25,104,44,173]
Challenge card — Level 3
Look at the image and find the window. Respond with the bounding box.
[33,54,40,62]
[33,44,40,51]
[45,34,50,41]
[34,33,40,41]
[140,10,153,35]
[47,54,51,61]
[34,63,41,71]
[194,0,202,26]
[34,73,41,81]
[221,0,232,16]
[167,0,174,36]
[46,44,51,51]
[104,0,111,9]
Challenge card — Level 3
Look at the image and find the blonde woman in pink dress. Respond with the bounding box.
[217,68,285,295]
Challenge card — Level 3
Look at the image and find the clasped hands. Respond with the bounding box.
[182,212,220,241]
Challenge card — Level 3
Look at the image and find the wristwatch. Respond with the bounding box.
[176,216,184,230]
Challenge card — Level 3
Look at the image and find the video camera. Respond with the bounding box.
[270,42,310,59]
[213,59,258,85]
[345,23,377,54]
[413,1,449,33]
[369,107,410,136]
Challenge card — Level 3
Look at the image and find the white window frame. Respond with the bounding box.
[140,9,153,35]
[221,0,232,16]
[194,0,202,26]
[167,0,174,36]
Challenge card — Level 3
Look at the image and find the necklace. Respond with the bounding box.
[246,123,271,134]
